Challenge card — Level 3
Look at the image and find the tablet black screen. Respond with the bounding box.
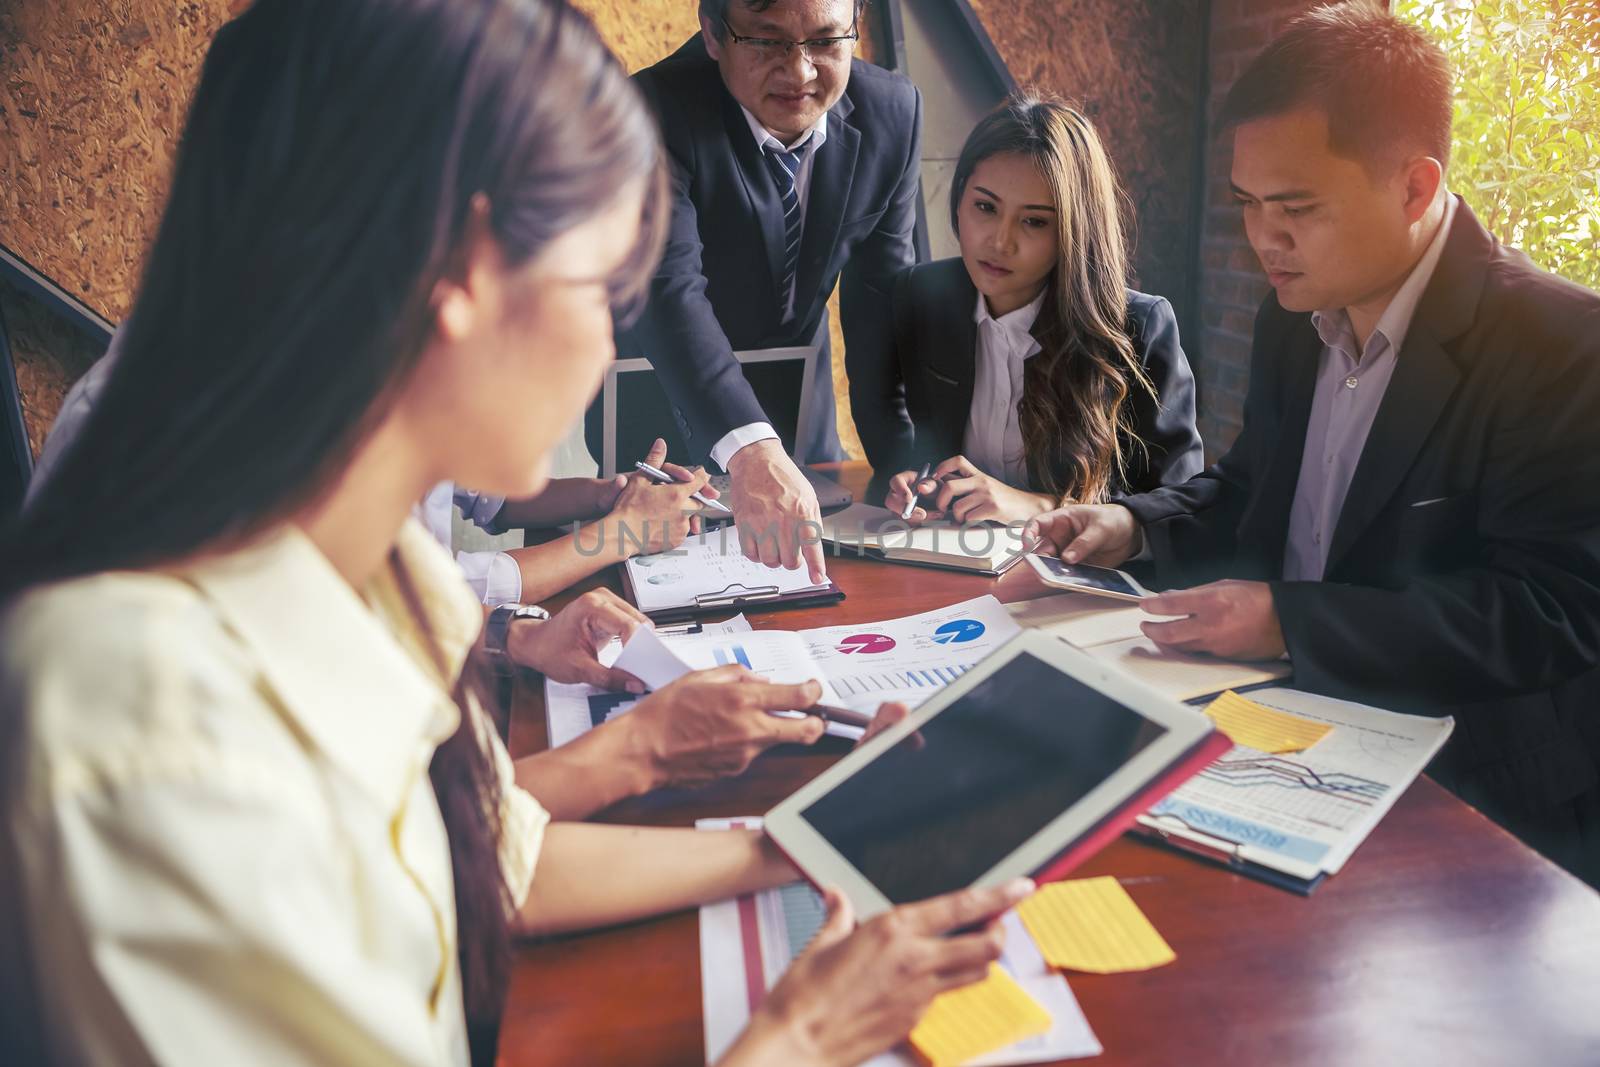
[800,651,1166,903]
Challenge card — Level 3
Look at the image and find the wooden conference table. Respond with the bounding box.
[498,464,1600,1066]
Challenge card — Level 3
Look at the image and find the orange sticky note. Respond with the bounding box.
[1204,689,1332,753]
[909,964,1052,1067]
[1016,877,1176,974]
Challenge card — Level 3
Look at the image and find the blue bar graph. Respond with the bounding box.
[712,644,753,669]
[830,663,975,698]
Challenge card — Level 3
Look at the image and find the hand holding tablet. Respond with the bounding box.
[740,879,1035,1067]
[764,631,1228,919]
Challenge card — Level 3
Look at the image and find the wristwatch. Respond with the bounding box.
[483,603,550,666]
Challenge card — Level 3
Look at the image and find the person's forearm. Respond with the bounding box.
[503,529,621,604]
[516,826,795,935]
[496,478,610,528]
[513,715,656,820]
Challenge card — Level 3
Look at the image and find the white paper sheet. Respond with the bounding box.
[544,615,751,748]
[625,525,831,614]
[799,595,1022,709]
[1141,686,1455,879]
[553,597,1025,747]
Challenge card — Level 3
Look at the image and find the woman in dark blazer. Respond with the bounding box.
[884,94,1204,524]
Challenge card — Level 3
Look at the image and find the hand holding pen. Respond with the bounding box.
[886,462,958,523]
[891,455,1055,526]
[633,458,732,514]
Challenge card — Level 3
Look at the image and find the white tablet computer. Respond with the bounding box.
[1026,554,1153,601]
[763,630,1216,919]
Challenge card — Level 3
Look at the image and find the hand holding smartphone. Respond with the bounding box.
[1025,554,1152,602]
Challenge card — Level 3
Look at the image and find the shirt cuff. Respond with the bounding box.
[709,422,781,473]
[453,487,509,534]
[454,550,524,607]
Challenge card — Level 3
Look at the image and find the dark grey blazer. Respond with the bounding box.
[1121,200,1600,874]
[892,257,1204,497]
[620,36,921,469]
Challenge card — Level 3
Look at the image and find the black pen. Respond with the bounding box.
[803,703,875,730]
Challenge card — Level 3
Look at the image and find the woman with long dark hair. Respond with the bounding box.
[885,94,1204,524]
[0,3,1028,1064]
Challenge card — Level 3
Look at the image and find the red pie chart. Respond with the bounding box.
[836,633,896,654]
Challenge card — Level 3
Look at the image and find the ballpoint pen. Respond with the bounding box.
[901,461,932,520]
[634,459,734,513]
[803,703,875,729]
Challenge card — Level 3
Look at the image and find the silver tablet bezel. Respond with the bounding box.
[1025,553,1153,601]
[763,629,1211,919]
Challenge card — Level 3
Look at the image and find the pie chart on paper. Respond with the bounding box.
[933,619,986,644]
[837,633,897,655]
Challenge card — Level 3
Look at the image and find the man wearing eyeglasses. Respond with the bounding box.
[622,0,922,584]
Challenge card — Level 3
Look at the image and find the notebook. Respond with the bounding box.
[819,503,1032,576]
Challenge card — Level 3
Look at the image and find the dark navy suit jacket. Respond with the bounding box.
[621,36,921,469]
[1121,202,1600,874]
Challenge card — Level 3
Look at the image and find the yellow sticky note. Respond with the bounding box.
[1016,877,1176,974]
[909,964,1052,1067]
[1203,689,1332,753]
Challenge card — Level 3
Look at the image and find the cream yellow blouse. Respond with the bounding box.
[2,519,548,1066]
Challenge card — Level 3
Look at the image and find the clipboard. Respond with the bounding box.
[619,570,844,624]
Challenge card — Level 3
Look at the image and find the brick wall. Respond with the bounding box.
[1195,0,1322,457]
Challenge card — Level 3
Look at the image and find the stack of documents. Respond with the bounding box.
[697,817,1103,1067]
[1136,686,1454,892]
[1006,593,1291,701]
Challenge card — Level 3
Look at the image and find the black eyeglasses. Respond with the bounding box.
[721,18,859,64]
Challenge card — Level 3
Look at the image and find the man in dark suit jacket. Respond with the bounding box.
[1027,5,1600,886]
[622,0,921,582]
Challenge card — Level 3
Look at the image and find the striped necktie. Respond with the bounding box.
[761,139,808,322]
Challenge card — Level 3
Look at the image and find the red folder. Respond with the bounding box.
[1031,729,1234,884]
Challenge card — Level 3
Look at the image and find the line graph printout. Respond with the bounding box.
[1143,687,1454,878]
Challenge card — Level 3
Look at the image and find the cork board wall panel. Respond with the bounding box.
[962,0,1205,312]
[574,0,701,73]
[0,0,240,325]
[1,0,869,461]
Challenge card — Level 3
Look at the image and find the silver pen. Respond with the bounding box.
[901,461,932,520]
[633,460,733,513]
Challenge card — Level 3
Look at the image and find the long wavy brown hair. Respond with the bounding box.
[950,94,1155,503]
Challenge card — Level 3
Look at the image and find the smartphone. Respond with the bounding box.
[1025,553,1153,602]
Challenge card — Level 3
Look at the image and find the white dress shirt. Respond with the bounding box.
[708,107,831,473]
[963,288,1046,486]
[2,518,548,1066]
[1282,194,1458,581]
[28,344,527,607]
